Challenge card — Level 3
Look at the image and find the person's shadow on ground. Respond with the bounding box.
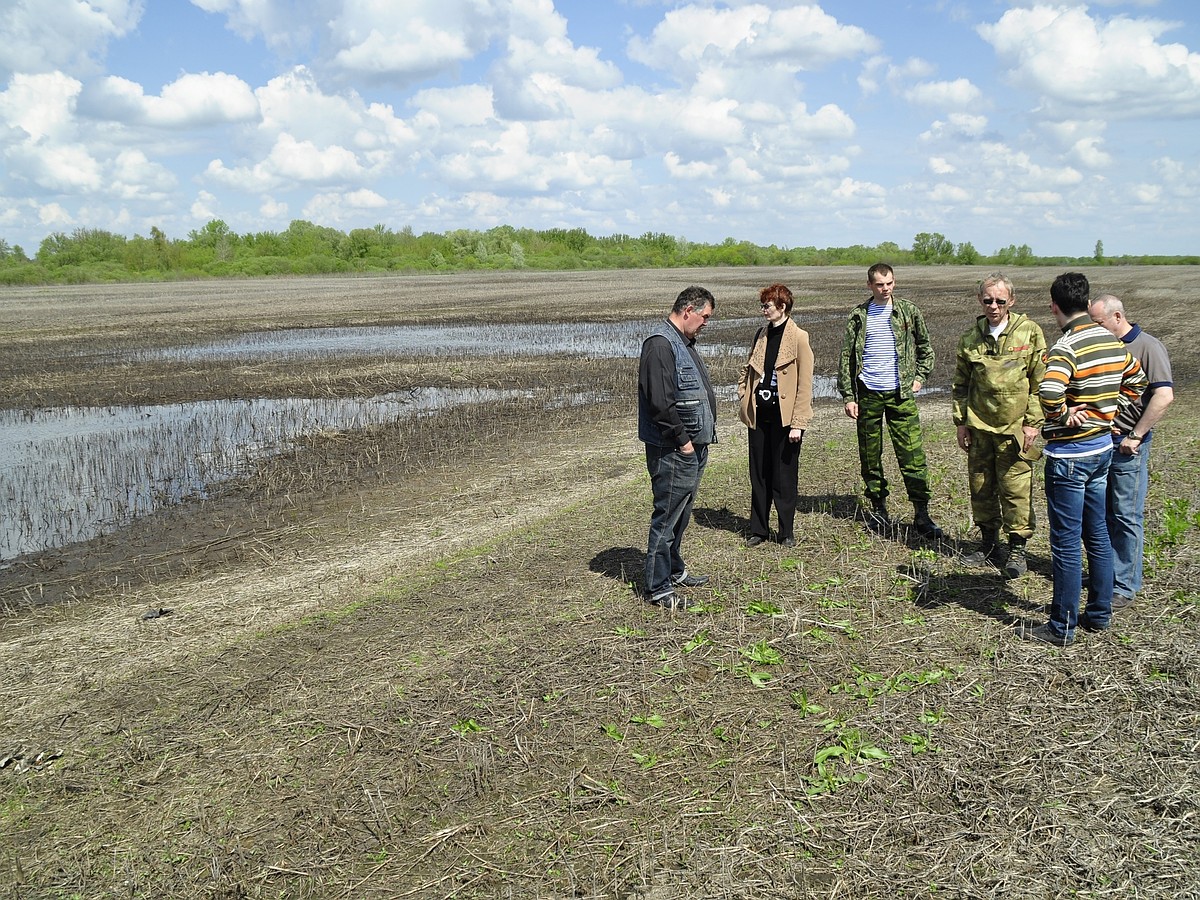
[905,565,1040,626]
[589,546,644,591]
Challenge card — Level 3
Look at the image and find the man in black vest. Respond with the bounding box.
[638,286,718,610]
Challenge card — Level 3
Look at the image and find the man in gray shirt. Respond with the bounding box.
[1089,294,1174,611]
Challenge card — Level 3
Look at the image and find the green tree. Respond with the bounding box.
[955,242,980,265]
[912,232,954,264]
[1094,239,1104,262]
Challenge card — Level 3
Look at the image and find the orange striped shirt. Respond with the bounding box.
[1039,318,1146,445]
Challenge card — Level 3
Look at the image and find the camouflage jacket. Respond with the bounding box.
[838,296,934,403]
[951,311,1047,434]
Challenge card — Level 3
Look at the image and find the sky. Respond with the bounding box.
[1,0,1198,258]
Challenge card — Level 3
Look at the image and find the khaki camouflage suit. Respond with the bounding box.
[951,311,1047,540]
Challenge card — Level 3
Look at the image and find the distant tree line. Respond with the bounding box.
[0,223,1193,286]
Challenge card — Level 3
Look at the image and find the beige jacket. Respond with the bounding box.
[738,318,815,431]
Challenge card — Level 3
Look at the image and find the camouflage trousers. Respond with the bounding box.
[855,387,932,504]
[966,428,1036,540]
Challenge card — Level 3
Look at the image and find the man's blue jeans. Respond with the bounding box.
[645,444,708,600]
[1044,450,1114,638]
[1107,443,1150,600]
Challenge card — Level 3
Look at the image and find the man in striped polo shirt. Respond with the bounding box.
[1019,273,1146,647]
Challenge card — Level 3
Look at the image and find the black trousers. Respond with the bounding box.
[748,410,801,541]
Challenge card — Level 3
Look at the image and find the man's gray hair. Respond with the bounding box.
[1091,293,1125,315]
[977,272,1014,301]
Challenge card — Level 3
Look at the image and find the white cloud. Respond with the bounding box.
[0,0,142,76]
[905,78,983,110]
[38,202,73,227]
[930,157,956,175]
[80,73,260,127]
[628,3,877,78]
[664,153,718,179]
[0,72,82,141]
[979,5,1200,118]
[259,197,288,219]
[1071,137,1113,169]
[191,190,218,221]
[206,133,371,191]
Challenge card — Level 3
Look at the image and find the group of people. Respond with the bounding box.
[636,266,1173,647]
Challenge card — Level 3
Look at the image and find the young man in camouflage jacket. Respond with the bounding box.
[952,273,1047,577]
[838,263,942,538]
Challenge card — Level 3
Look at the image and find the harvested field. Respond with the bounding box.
[1,266,1197,899]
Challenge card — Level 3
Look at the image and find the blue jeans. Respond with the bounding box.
[1044,450,1114,638]
[645,444,708,599]
[1106,443,1149,600]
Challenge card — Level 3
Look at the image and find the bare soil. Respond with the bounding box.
[1,267,1197,899]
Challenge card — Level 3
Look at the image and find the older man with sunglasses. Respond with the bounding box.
[951,273,1048,577]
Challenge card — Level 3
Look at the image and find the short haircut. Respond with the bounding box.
[1090,293,1124,316]
[759,282,794,314]
[673,285,716,314]
[1050,272,1090,315]
[867,262,893,282]
[978,272,1014,302]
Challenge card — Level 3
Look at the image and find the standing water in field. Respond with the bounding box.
[0,388,523,563]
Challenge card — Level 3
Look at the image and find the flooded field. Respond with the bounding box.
[1,298,841,565]
[0,265,1188,587]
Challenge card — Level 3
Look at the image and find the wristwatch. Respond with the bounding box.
[1127,431,1143,442]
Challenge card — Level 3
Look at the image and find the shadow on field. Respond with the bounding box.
[796,492,862,521]
[692,505,746,534]
[910,568,1020,625]
[588,546,644,589]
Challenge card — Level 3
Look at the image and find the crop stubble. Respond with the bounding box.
[0,266,1197,898]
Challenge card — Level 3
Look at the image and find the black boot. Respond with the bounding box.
[912,502,944,539]
[1004,537,1028,578]
[962,527,1000,565]
[865,498,893,532]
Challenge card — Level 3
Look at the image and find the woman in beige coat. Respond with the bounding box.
[738,283,815,547]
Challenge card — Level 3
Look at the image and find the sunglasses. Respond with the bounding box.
[980,298,1008,307]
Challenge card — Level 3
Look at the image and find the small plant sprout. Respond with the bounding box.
[451,719,484,735]
[789,690,824,717]
[614,626,645,637]
[807,729,892,794]
[630,713,666,728]
[746,598,783,617]
[600,724,625,742]
[732,664,773,687]
[683,631,713,653]
[630,750,658,769]
[739,639,784,666]
[918,707,947,726]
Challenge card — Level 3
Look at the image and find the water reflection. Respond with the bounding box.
[137,320,751,362]
[0,388,523,563]
[8,317,841,565]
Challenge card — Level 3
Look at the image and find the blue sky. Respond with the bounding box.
[1,1,1198,258]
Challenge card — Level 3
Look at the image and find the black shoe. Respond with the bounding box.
[1017,621,1073,647]
[650,592,695,611]
[672,572,710,588]
[1111,593,1135,612]
[912,504,944,540]
[780,537,795,548]
[1079,614,1110,633]
[962,533,1002,567]
[745,535,767,547]
[864,501,892,532]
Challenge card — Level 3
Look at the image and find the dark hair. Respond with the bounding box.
[867,262,894,282]
[1050,272,1090,315]
[672,285,716,314]
[759,283,794,314]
